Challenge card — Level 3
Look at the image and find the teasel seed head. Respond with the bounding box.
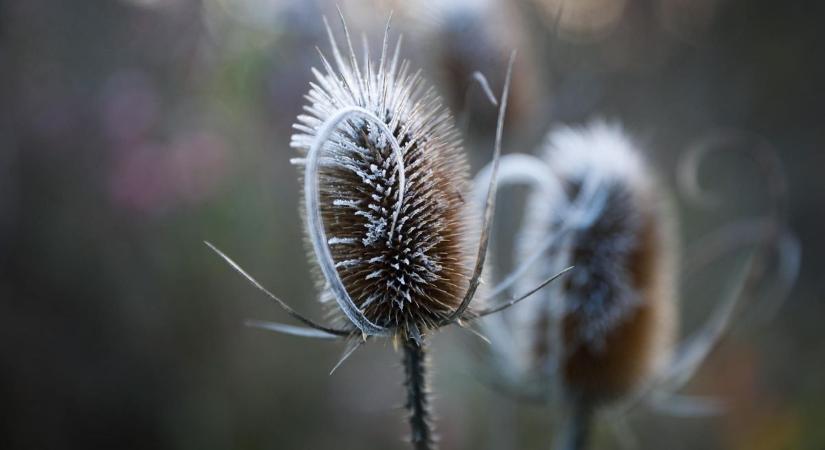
[401,0,544,138]
[535,122,678,405]
[289,17,475,339]
[474,122,677,405]
[207,14,559,450]
[466,124,799,449]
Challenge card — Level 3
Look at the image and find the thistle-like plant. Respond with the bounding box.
[206,14,566,450]
[472,122,799,450]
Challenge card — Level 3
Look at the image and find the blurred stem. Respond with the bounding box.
[402,338,434,450]
[558,402,592,450]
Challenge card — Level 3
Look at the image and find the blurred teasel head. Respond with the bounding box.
[473,121,677,449]
[206,15,557,348]
[475,122,799,449]
[399,0,545,140]
[542,122,677,406]
[288,16,477,340]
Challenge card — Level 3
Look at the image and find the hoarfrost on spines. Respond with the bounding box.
[291,17,472,335]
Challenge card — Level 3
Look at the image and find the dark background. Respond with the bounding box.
[1,0,823,449]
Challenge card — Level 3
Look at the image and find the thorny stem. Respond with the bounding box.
[402,338,434,450]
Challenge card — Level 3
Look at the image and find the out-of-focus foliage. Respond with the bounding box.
[0,0,823,449]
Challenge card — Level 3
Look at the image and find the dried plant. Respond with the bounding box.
[400,0,545,137]
[206,13,566,450]
[473,122,799,449]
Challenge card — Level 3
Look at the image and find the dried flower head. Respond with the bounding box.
[475,122,799,449]
[206,13,566,450]
[543,123,677,401]
[477,122,676,402]
[414,0,542,131]
[472,122,678,450]
[289,16,473,338]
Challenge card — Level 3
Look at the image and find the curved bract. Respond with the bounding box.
[302,106,405,337]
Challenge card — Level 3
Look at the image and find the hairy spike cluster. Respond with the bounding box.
[468,122,800,450]
[480,123,676,393]
[469,122,677,449]
[530,122,676,406]
[209,15,554,450]
[290,19,472,337]
[545,122,675,357]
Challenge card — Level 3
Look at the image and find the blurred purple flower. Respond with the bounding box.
[109,131,228,216]
[110,142,173,215]
[100,69,159,146]
[167,131,228,204]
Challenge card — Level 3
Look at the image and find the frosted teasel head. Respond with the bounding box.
[204,16,570,450]
[544,122,677,355]
[473,123,800,449]
[205,15,551,346]
[287,15,479,339]
[466,122,677,449]
[475,121,675,374]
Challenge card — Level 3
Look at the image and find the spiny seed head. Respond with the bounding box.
[541,121,677,402]
[405,0,539,135]
[547,122,658,345]
[290,19,473,337]
[480,121,677,404]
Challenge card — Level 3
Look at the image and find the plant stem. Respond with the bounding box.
[557,401,592,450]
[402,338,434,450]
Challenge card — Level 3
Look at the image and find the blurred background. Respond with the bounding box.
[1,0,823,449]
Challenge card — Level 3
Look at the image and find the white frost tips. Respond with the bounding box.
[328,237,357,245]
[333,198,361,208]
[334,258,363,269]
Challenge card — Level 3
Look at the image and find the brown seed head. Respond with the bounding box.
[542,122,677,403]
[290,19,473,338]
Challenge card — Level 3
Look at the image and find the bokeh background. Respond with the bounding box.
[1,0,823,449]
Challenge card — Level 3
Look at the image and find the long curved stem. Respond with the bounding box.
[403,339,434,450]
